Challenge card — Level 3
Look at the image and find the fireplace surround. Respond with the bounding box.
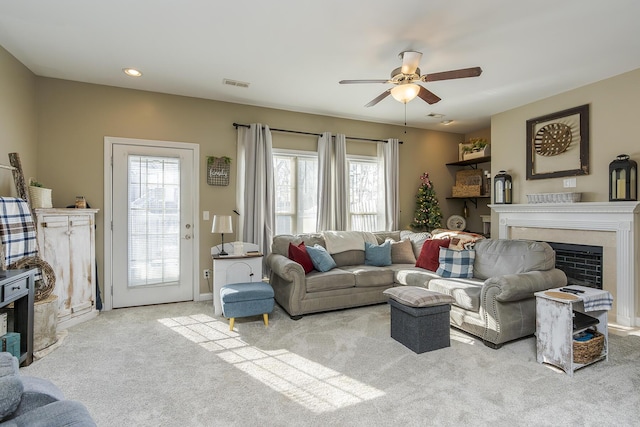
[490,202,640,327]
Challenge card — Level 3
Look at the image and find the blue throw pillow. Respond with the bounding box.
[305,244,337,272]
[436,247,475,278]
[365,240,392,266]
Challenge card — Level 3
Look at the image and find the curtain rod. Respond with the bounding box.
[232,123,403,144]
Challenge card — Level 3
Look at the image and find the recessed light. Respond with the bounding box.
[441,120,453,125]
[123,68,143,77]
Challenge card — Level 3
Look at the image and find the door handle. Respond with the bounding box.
[184,235,191,240]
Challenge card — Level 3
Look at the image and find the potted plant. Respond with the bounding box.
[462,138,490,160]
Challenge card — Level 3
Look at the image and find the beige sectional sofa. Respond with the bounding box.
[266,230,567,348]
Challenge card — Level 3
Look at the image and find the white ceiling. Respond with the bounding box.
[1,1,639,134]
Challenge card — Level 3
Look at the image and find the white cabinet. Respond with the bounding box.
[535,286,610,376]
[211,242,262,316]
[35,208,99,329]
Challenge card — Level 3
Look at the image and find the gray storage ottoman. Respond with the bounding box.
[384,286,455,354]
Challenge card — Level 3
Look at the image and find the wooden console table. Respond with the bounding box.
[0,268,35,366]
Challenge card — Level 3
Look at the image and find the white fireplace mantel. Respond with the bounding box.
[490,202,640,327]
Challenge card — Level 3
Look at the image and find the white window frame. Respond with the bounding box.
[273,148,318,235]
[347,154,384,232]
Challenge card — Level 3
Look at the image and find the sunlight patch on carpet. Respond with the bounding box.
[158,314,385,413]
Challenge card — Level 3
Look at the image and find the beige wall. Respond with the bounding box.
[491,67,640,235]
[0,46,38,194]
[33,77,464,297]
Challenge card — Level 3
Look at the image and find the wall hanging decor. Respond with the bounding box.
[207,156,231,186]
[609,154,637,201]
[526,104,589,180]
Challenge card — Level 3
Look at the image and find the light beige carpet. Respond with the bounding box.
[21,301,640,426]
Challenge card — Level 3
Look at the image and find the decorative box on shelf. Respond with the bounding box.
[462,145,491,161]
[452,169,485,197]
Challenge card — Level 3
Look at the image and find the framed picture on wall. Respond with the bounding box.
[526,104,589,180]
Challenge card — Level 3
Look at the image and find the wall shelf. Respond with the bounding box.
[446,156,491,168]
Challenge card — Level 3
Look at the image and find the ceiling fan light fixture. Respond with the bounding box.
[390,83,420,104]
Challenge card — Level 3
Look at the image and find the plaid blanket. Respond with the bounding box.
[0,197,38,269]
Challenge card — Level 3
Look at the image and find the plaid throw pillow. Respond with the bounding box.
[436,247,475,278]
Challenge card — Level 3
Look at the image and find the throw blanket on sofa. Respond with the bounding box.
[322,231,378,254]
[0,197,39,269]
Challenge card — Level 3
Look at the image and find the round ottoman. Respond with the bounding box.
[220,282,275,331]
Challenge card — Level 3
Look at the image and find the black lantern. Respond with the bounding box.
[494,170,512,204]
[609,154,637,201]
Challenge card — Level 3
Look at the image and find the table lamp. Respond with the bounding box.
[212,215,233,256]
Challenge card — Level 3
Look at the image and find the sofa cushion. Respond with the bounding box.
[391,239,417,264]
[400,230,432,258]
[305,269,355,292]
[306,244,337,272]
[342,266,394,287]
[436,248,475,278]
[391,266,442,287]
[332,250,365,267]
[383,286,455,307]
[272,234,325,256]
[473,239,556,280]
[373,231,401,244]
[364,241,392,266]
[288,242,314,274]
[415,238,450,271]
[0,353,23,421]
[428,278,484,312]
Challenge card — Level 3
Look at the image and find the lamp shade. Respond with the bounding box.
[390,83,420,103]
[212,215,233,234]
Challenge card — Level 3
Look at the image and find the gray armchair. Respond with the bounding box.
[0,352,96,426]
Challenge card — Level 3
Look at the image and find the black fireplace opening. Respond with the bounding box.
[547,242,603,289]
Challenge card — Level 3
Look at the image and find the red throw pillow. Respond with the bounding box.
[415,238,451,271]
[288,242,314,274]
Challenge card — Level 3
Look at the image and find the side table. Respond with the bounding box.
[535,286,611,376]
[0,268,36,366]
[211,253,263,316]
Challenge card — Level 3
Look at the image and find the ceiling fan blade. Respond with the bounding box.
[422,67,483,82]
[365,89,391,107]
[339,79,390,84]
[400,51,422,75]
[417,86,441,104]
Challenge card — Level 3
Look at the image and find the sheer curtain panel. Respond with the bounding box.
[379,138,400,231]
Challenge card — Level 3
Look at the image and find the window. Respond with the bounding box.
[273,150,318,235]
[348,156,383,232]
[273,150,384,234]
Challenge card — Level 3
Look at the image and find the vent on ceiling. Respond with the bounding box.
[427,113,444,119]
[223,78,250,88]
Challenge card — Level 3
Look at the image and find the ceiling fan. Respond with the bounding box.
[339,51,482,107]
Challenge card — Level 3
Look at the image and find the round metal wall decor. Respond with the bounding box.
[533,122,572,156]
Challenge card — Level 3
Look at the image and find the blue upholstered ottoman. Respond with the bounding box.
[220,282,275,331]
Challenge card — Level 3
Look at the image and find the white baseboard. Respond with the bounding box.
[198,292,213,302]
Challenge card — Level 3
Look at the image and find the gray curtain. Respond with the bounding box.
[379,138,399,231]
[236,123,275,264]
[316,132,333,231]
[334,134,348,230]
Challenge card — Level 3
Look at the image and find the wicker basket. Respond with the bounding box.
[29,186,53,209]
[452,184,482,197]
[573,330,605,364]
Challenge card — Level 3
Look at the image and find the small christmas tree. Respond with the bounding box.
[410,172,443,231]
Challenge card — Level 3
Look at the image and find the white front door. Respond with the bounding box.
[110,140,196,308]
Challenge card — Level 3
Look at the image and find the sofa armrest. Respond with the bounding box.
[483,268,567,303]
[266,253,305,283]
